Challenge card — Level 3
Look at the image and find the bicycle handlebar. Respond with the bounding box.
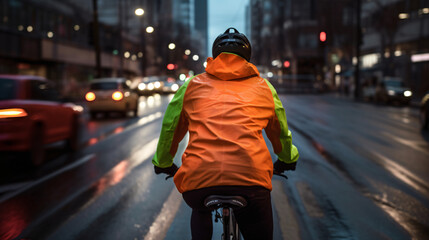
[273,171,288,179]
[165,174,174,180]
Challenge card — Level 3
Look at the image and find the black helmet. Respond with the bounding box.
[212,27,251,61]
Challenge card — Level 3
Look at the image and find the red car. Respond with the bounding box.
[0,75,83,166]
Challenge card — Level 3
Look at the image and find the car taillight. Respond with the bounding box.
[0,108,28,119]
[85,92,96,101]
[112,91,123,101]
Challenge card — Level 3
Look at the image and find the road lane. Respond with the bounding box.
[0,102,167,240]
[2,93,429,240]
[282,94,429,239]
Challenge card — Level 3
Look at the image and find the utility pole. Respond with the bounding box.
[92,0,101,78]
[354,0,362,99]
[118,0,124,77]
[278,0,285,80]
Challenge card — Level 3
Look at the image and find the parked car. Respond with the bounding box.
[0,75,83,166]
[363,77,412,105]
[375,77,412,104]
[134,76,165,95]
[147,76,164,94]
[161,77,180,94]
[420,91,429,130]
[161,81,180,94]
[134,77,153,96]
[85,78,139,118]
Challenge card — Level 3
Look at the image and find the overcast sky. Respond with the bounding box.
[207,0,249,57]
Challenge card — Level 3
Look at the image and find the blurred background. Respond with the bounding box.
[0,0,428,100]
[1,0,429,240]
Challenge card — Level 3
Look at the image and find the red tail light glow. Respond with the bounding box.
[0,108,28,119]
[112,91,123,101]
[85,92,96,101]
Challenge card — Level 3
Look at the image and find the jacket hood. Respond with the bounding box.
[205,52,260,80]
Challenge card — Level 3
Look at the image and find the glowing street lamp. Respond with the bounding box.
[146,26,154,33]
[192,55,199,61]
[135,8,144,16]
[168,43,176,50]
[398,13,409,19]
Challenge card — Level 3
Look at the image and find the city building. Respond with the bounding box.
[360,0,429,99]
[0,0,140,99]
[249,0,429,98]
[249,0,355,92]
[0,0,208,98]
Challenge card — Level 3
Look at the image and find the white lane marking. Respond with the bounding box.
[128,138,159,168]
[0,154,95,203]
[41,139,160,240]
[295,181,324,218]
[136,112,163,128]
[370,150,429,196]
[272,180,301,240]
[381,131,429,155]
[144,189,182,240]
[0,181,33,193]
[0,111,163,203]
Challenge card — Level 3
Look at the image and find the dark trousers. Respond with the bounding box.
[182,186,273,240]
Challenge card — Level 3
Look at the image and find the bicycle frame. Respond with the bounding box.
[204,195,247,240]
[213,207,240,240]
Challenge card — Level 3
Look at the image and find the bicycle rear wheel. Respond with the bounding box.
[230,210,241,240]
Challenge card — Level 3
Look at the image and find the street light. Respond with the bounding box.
[135,8,144,16]
[146,26,154,33]
[168,43,176,50]
[135,7,146,76]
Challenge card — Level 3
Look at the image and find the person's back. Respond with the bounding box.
[174,53,281,193]
[153,27,299,240]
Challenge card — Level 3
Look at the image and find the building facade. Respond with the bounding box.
[249,0,429,98]
[360,0,429,99]
[0,0,208,98]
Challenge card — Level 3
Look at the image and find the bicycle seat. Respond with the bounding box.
[204,195,247,209]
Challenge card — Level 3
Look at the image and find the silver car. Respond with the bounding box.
[85,78,139,118]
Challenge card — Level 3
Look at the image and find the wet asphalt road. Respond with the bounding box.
[0,93,428,240]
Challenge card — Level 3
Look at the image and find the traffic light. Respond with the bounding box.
[319,31,327,42]
[167,64,175,70]
[167,63,178,70]
[283,60,290,68]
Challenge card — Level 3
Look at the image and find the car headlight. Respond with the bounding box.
[85,92,96,101]
[112,91,124,101]
[147,83,154,90]
[388,90,395,96]
[72,105,84,112]
[404,90,412,97]
[171,84,179,92]
[138,83,146,90]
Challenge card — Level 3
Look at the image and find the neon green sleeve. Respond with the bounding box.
[264,79,299,163]
[152,77,193,168]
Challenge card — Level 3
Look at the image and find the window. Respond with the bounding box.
[29,80,59,101]
[90,82,119,90]
[0,78,17,100]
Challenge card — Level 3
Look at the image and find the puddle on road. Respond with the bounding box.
[366,178,429,239]
[289,121,429,240]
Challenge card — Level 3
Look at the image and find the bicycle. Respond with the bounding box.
[202,172,288,240]
[163,169,288,240]
[204,194,246,240]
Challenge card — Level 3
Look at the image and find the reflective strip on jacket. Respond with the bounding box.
[152,52,299,193]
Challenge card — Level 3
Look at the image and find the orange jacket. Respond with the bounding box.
[153,53,299,193]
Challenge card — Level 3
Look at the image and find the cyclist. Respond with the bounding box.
[152,27,299,240]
